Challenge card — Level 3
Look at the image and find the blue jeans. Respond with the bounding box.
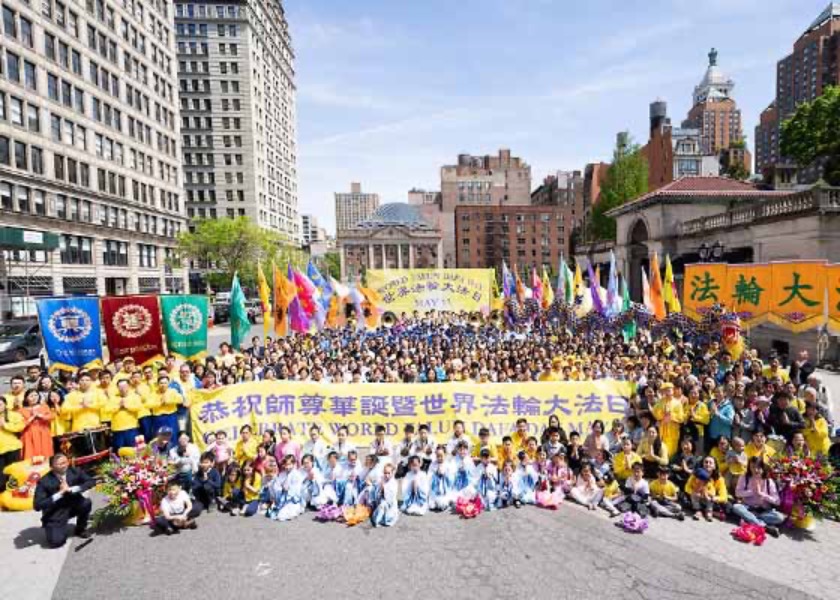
[732,503,785,526]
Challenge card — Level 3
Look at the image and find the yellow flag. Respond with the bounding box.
[257,261,271,340]
[663,254,681,313]
[541,267,554,309]
[272,263,297,338]
[573,262,583,298]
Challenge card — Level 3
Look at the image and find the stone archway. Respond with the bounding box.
[628,219,649,302]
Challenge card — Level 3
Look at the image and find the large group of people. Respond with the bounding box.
[1,311,836,543]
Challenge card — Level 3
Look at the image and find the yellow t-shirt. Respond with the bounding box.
[612,451,642,481]
[234,437,259,464]
[105,392,143,432]
[649,479,679,501]
[0,410,24,453]
[243,472,263,502]
[62,388,106,432]
[745,442,776,464]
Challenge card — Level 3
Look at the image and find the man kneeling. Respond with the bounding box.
[33,453,94,548]
[155,480,201,535]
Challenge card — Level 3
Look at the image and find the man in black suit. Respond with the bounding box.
[33,453,95,548]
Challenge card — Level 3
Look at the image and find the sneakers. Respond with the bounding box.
[766,525,780,538]
[188,520,198,530]
[677,512,685,522]
[692,512,700,521]
[230,508,241,517]
[704,512,713,522]
[74,528,92,540]
[513,500,522,509]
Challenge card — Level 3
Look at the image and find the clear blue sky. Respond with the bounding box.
[287,0,828,233]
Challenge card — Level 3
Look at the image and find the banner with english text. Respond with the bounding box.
[366,269,494,314]
[189,380,634,448]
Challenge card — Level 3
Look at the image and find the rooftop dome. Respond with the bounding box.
[355,203,434,230]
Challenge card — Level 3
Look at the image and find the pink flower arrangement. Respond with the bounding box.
[770,455,835,519]
[94,450,175,527]
[731,522,766,546]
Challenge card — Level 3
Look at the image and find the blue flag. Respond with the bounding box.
[37,297,104,373]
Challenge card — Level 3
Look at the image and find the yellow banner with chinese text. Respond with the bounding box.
[724,264,771,328]
[683,263,728,320]
[189,380,635,448]
[366,269,494,314]
[768,261,826,333]
[824,264,840,333]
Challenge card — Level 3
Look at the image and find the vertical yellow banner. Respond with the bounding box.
[768,261,826,332]
[724,264,771,328]
[683,263,728,320]
[826,264,840,333]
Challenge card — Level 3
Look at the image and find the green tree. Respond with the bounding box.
[780,86,840,186]
[720,138,750,181]
[321,252,341,280]
[177,217,306,288]
[589,134,648,240]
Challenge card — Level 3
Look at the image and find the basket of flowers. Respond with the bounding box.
[92,448,175,528]
[770,455,835,530]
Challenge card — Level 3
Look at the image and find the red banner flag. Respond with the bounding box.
[101,295,165,365]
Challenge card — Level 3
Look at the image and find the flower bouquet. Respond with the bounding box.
[769,455,835,528]
[731,523,766,546]
[455,495,483,519]
[92,449,175,529]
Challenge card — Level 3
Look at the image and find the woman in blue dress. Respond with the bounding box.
[369,463,399,527]
[265,455,303,521]
[453,441,476,498]
[322,451,346,505]
[299,454,329,509]
[475,448,499,510]
[400,456,429,516]
[514,450,538,504]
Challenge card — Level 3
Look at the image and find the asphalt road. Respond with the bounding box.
[51,503,818,600]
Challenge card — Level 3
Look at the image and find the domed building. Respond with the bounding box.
[682,48,749,163]
[338,203,443,279]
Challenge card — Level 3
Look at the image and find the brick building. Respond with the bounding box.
[755,3,840,185]
[455,205,569,274]
[335,182,379,231]
[439,148,531,267]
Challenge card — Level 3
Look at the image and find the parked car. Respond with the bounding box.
[245,300,264,324]
[0,320,42,364]
[212,302,230,324]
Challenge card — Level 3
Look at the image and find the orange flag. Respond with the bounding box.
[649,253,666,320]
[358,286,382,328]
[272,263,297,337]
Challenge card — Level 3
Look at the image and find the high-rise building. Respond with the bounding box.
[440,148,531,267]
[175,0,299,241]
[0,0,186,316]
[683,48,747,158]
[300,213,322,245]
[335,182,379,232]
[755,3,840,185]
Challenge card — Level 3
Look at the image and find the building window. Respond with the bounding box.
[103,240,128,266]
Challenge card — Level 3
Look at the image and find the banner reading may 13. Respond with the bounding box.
[366,269,494,314]
[189,380,634,447]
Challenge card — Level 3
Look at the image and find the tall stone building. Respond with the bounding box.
[175,0,299,241]
[335,182,379,231]
[440,148,531,268]
[682,48,747,161]
[755,3,840,185]
[1,0,186,316]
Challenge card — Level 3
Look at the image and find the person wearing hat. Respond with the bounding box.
[150,426,175,458]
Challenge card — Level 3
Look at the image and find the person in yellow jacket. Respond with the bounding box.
[651,383,685,457]
[3,375,27,410]
[803,402,831,456]
[745,428,776,463]
[612,437,642,483]
[146,374,182,438]
[234,424,259,464]
[683,386,710,453]
[106,379,143,451]
[97,370,114,425]
[127,370,155,443]
[0,396,25,490]
[62,372,105,433]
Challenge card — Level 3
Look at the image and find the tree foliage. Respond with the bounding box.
[720,139,751,181]
[321,252,341,280]
[780,86,840,185]
[177,217,307,288]
[589,135,649,240]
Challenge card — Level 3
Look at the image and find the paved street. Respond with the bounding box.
[43,500,837,600]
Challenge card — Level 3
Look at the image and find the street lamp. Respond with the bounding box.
[698,241,724,262]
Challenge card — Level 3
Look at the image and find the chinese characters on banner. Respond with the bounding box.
[768,261,826,332]
[683,263,728,320]
[101,295,166,365]
[827,264,840,332]
[724,264,771,327]
[683,262,829,332]
[366,269,494,314]
[188,381,635,447]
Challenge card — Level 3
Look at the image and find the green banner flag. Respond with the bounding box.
[160,295,209,360]
[230,272,251,350]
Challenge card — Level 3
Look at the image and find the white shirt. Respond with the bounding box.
[161,490,190,517]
